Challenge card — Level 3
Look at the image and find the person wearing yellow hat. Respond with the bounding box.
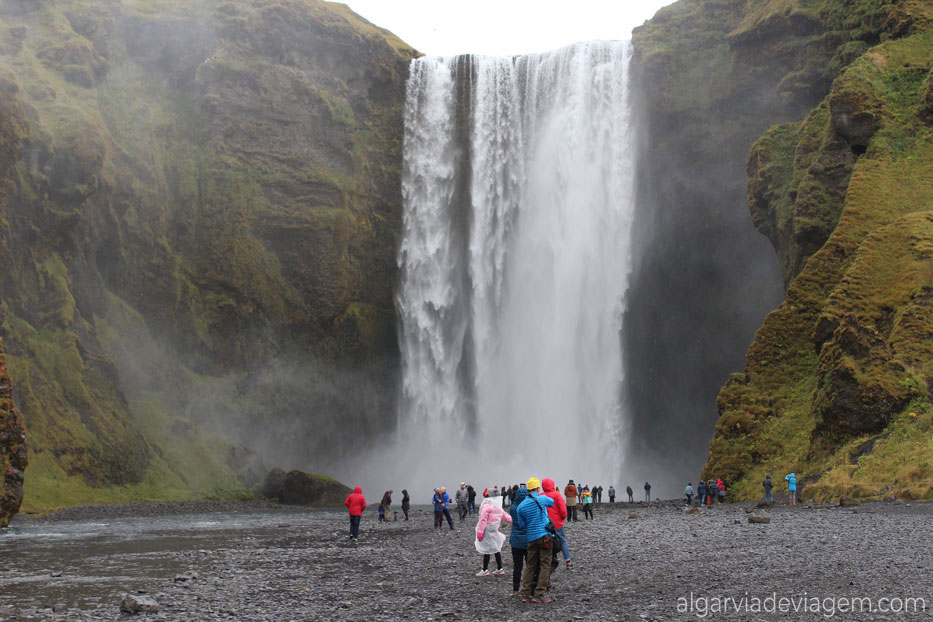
[515,477,556,603]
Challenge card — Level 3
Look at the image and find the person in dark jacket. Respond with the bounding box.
[644,482,651,502]
[467,485,477,515]
[626,485,634,502]
[516,478,555,603]
[698,480,707,505]
[344,486,366,541]
[763,475,773,504]
[401,489,411,520]
[608,485,616,504]
[508,486,529,596]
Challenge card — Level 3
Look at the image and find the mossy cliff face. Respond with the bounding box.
[0,338,28,527]
[0,0,413,515]
[711,12,933,502]
[628,0,933,493]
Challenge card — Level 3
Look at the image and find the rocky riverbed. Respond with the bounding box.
[1,500,930,620]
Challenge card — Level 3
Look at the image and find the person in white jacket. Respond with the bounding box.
[474,494,512,576]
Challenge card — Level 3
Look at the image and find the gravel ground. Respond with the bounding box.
[3,500,931,621]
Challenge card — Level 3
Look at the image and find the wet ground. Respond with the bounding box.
[1,499,930,620]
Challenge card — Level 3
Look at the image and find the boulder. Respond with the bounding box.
[120,594,160,614]
[627,513,641,519]
[261,468,351,506]
[838,496,860,507]
[748,515,771,524]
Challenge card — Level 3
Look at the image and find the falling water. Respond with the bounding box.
[393,41,635,495]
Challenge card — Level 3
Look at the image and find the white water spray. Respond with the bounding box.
[387,41,636,499]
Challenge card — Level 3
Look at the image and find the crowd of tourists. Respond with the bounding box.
[342,471,801,603]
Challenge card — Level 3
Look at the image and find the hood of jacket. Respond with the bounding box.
[353,486,362,494]
[512,486,529,507]
[542,478,556,493]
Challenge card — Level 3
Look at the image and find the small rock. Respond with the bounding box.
[627,513,640,519]
[278,523,290,528]
[52,603,67,612]
[748,515,771,524]
[50,571,63,577]
[839,496,860,507]
[120,594,161,614]
[174,572,200,582]
[685,507,700,515]
[733,519,741,524]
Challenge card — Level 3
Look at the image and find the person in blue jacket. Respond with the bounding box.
[508,485,529,596]
[697,480,707,505]
[516,477,555,603]
[785,472,797,506]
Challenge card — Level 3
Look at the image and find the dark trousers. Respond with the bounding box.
[443,508,454,529]
[685,494,693,505]
[434,510,442,528]
[609,496,615,504]
[521,536,553,598]
[458,504,467,521]
[349,514,361,539]
[568,505,578,521]
[583,504,593,519]
[512,548,526,591]
[482,552,502,570]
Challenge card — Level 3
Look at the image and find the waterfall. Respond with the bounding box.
[394,41,635,495]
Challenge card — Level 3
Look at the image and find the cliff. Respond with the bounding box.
[0,0,413,516]
[632,0,933,500]
[0,338,27,527]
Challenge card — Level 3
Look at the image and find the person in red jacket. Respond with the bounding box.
[344,486,367,541]
[543,478,572,567]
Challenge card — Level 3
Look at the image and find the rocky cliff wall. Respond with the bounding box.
[0,0,413,515]
[0,338,27,527]
[630,0,933,500]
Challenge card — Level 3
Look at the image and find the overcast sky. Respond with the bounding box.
[343,0,676,57]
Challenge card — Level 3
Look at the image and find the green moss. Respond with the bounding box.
[707,25,933,501]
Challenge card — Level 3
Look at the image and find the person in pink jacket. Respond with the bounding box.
[344,486,366,541]
[474,494,512,576]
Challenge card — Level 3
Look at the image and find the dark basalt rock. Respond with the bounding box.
[260,467,351,506]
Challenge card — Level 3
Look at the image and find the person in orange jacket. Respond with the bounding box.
[344,486,367,541]
[564,480,579,522]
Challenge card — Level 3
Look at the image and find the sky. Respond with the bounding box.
[343,0,677,57]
